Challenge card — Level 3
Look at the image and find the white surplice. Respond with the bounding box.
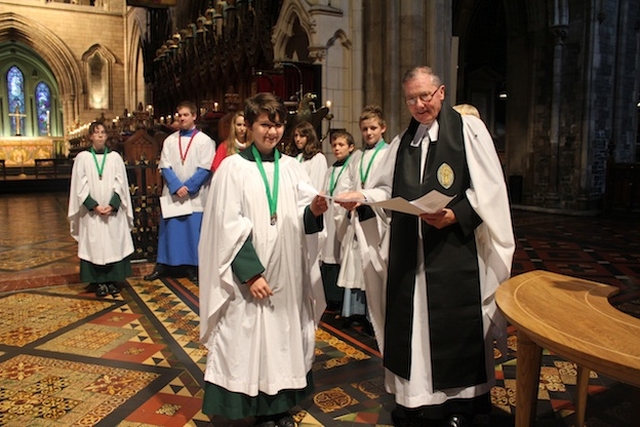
[199,153,325,397]
[68,150,134,265]
[297,152,328,192]
[337,142,390,291]
[158,130,215,212]
[320,158,355,265]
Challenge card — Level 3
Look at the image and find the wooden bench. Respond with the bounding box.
[496,270,640,427]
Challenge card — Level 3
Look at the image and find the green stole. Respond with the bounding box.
[385,103,486,390]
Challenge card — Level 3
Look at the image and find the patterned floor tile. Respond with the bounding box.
[124,393,203,427]
[1,194,640,426]
[0,293,113,347]
[0,354,167,426]
[36,323,140,357]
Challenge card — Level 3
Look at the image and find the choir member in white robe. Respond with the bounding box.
[68,122,134,297]
[289,120,328,192]
[319,130,355,311]
[338,105,390,323]
[144,101,214,283]
[199,93,327,427]
[338,66,515,427]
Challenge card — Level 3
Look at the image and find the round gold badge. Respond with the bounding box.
[437,163,454,189]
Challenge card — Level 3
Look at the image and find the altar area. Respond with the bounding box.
[0,137,66,167]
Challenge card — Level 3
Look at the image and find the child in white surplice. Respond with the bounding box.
[338,106,390,331]
[199,93,328,427]
[68,121,134,298]
[319,130,355,312]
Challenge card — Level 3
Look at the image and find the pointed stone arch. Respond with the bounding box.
[326,29,351,50]
[272,0,315,61]
[126,17,146,109]
[0,12,82,132]
[82,44,118,110]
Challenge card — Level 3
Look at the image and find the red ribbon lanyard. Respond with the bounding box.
[179,130,198,165]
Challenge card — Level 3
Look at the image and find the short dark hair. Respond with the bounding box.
[88,121,106,135]
[176,100,197,115]
[244,93,287,127]
[330,129,355,147]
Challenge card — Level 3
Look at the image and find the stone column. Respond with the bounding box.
[547,0,568,206]
[62,93,77,139]
[363,0,452,137]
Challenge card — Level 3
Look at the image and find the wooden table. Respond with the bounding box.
[496,270,640,427]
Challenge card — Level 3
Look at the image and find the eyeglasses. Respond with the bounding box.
[405,86,441,106]
[257,121,284,131]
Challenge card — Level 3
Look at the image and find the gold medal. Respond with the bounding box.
[270,213,277,226]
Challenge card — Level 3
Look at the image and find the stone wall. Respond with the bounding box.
[0,0,128,132]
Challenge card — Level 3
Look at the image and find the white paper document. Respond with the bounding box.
[298,181,454,216]
[159,194,193,218]
[364,190,455,215]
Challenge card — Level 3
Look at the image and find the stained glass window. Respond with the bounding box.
[7,66,26,136]
[35,82,51,136]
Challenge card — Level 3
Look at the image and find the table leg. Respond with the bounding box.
[515,331,543,427]
[574,365,590,427]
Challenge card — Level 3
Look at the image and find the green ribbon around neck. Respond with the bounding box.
[329,155,350,196]
[90,146,108,179]
[252,144,280,225]
[359,141,384,187]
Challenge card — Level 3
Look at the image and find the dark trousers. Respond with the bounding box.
[320,262,342,309]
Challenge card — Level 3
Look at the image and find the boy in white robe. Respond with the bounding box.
[319,130,355,312]
[199,93,328,427]
[68,121,134,297]
[338,105,389,325]
[144,101,215,283]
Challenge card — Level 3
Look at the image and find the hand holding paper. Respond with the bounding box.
[362,190,455,216]
[298,181,365,203]
[298,181,454,215]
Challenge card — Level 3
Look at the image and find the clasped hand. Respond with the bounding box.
[175,185,189,198]
[95,205,113,216]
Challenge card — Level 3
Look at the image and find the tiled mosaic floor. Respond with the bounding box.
[0,192,639,426]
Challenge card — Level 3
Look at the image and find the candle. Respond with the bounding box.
[326,100,332,109]
[214,102,219,112]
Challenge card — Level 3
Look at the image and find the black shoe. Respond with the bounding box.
[185,268,198,283]
[391,409,423,427]
[144,270,163,281]
[95,283,109,297]
[107,283,120,295]
[446,414,470,427]
[275,415,296,427]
